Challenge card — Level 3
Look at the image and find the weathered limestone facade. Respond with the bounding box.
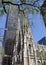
[2,5,46,65]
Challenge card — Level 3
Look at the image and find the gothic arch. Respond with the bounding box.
[5,38,14,56]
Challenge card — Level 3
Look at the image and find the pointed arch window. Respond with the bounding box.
[28,44,31,54]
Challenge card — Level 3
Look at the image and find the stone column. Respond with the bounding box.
[34,48,38,65]
[27,42,34,65]
[24,33,28,65]
[12,45,17,65]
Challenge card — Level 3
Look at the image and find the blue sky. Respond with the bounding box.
[28,13,46,43]
[0,13,7,46]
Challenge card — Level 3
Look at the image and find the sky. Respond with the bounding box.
[0,13,7,46]
[28,13,46,43]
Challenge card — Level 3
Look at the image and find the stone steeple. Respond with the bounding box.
[2,5,46,65]
[12,11,36,65]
